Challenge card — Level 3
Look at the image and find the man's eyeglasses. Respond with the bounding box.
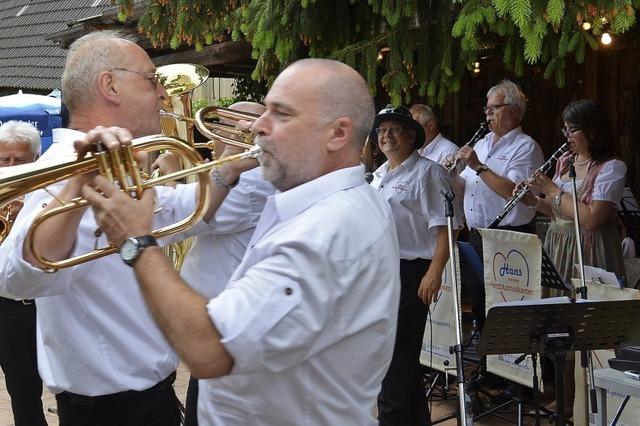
[561,126,581,138]
[111,68,160,89]
[483,103,510,114]
[375,126,409,137]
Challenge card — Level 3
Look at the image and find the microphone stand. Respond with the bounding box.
[441,189,473,425]
[568,156,598,414]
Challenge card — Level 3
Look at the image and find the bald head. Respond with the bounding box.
[282,59,374,147]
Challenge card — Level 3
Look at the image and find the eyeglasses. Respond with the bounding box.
[375,126,409,137]
[111,68,160,89]
[483,103,510,114]
[561,126,581,138]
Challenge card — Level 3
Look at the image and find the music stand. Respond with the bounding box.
[541,247,571,291]
[477,298,640,426]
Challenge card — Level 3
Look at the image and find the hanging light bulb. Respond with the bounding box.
[600,32,613,45]
[582,22,592,30]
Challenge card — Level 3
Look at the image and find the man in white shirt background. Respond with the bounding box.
[410,103,459,164]
[451,80,544,332]
[154,101,275,426]
[80,58,401,425]
[0,120,47,426]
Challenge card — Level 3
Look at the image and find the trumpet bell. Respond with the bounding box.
[194,106,259,151]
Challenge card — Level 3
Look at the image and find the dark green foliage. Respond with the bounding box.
[114,0,640,105]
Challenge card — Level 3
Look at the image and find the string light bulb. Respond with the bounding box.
[600,32,612,45]
[473,62,480,74]
[582,22,592,30]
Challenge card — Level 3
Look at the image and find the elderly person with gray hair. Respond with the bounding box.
[409,103,458,164]
[0,120,47,426]
[451,80,544,332]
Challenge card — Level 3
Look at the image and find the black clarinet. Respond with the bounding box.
[487,143,570,229]
[446,121,490,174]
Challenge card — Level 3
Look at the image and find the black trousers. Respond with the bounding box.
[468,224,534,331]
[0,297,47,426]
[55,372,181,426]
[184,376,199,426]
[378,258,431,426]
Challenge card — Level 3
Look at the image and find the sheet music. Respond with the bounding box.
[578,264,621,287]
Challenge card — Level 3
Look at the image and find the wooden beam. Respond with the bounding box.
[152,40,253,68]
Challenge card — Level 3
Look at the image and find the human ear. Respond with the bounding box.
[96,71,121,105]
[326,117,353,152]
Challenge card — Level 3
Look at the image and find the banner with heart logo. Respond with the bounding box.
[479,228,543,388]
[420,249,462,373]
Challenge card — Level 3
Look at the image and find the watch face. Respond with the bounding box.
[120,238,138,262]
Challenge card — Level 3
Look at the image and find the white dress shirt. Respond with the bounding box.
[179,168,275,298]
[197,165,401,426]
[418,132,459,164]
[0,128,202,396]
[371,152,461,260]
[460,127,544,228]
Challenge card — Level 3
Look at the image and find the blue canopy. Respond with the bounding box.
[0,104,61,153]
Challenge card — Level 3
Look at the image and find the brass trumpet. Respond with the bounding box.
[0,135,262,270]
[160,106,259,151]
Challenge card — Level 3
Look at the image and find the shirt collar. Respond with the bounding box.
[376,151,420,178]
[273,164,365,223]
[418,133,443,156]
[492,126,522,146]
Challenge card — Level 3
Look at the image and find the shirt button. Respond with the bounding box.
[284,287,293,295]
[42,203,47,208]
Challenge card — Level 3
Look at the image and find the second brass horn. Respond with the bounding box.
[160,106,259,151]
[0,135,262,270]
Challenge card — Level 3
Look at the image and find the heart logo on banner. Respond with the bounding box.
[492,249,530,302]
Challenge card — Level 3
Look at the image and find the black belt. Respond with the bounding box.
[57,371,176,405]
[400,257,430,266]
[0,296,34,305]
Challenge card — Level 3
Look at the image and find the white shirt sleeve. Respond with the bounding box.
[207,243,331,374]
[591,159,627,206]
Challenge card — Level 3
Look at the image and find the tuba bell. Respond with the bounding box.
[156,63,209,146]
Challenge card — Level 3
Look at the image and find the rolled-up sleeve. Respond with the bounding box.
[207,243,331,375]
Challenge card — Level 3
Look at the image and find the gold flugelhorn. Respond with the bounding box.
[160,106,259,151]
[0,135,262,270]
